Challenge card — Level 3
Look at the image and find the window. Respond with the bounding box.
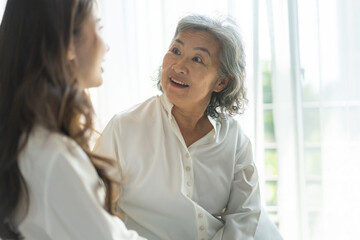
[256,0,360,239]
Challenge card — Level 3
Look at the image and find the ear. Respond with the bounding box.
[67,43,76,61]
[213,76,231,93]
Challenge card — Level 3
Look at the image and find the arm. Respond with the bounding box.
[213,140,261,240]
[44,146,146,240]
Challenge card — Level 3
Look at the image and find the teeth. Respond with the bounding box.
[170,77,188,86]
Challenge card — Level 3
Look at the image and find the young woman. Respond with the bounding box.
[0,0,145,239]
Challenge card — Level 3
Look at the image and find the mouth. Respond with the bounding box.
[101,59,106,73]
[169,76,189,87]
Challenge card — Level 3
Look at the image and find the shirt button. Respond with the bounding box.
[199,225,205,231]
[198,213,203,218]
[185,166,191,171]
[185,153,190,158]
[187,181,192,186]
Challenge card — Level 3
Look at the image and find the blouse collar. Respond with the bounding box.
[159,94,219,134]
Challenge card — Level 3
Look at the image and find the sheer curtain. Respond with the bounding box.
[263,0,360,239]
[262,0,302,238]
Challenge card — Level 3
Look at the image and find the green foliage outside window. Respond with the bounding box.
[264,110,276,142]
[262,60,279,221]
[265,149,278,177]
[262,61,273,104]
[265,181,278,206]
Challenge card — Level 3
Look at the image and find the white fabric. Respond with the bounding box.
[265,0,301,238]
[262,0,360,239]
[254,207,283,240]
[94,94,261,240]
[15,126,146,240]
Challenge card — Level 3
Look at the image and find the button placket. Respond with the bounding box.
[183,150,194,198]
[195,206,208,240]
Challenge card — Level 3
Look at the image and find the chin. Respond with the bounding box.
[93,79,103,88]
[86,78,103,89]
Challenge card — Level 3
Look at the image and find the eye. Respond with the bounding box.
[192,56,203,64]
[171,48,181,55]
[96,19,104,32]
[97,24,104,32]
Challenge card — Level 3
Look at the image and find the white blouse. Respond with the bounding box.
[94,95,261,240]
[15,126,146,240]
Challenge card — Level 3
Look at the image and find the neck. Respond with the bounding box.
[172,105,213,147]
[172,106,205,130]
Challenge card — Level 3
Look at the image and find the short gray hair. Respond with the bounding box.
[157,14,247,118]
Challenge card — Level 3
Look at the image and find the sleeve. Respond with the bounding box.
[212,139,261,240]
[44,145,146,240]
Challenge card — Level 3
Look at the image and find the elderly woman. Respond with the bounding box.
[95,14,260,240]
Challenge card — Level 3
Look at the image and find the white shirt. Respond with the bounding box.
[94,95,261,240]
[15,126,146,240]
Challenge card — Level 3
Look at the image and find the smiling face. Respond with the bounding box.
[161,29,228,112]
[73,6,107,90]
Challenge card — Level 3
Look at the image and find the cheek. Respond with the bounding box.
[160,69,167,89]
[93,38,104,62]
[160,55,169,80]
[98,36,107,57]
[161,53,174,69]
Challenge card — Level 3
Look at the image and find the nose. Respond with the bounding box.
[171,58,188,74]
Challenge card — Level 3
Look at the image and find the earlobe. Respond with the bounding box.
[214,77,231,93]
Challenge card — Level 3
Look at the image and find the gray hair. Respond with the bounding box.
[157,14,247,118]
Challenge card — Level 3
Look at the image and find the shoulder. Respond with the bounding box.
[214,115,252,158]
[19,126,90,179]
[37,126,86,158]
[17,126,101,223]
[107,95,161,129]
[224,116,251,148]
[213,115,248,141]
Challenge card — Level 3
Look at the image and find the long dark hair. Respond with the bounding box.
[0,0,118,239]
